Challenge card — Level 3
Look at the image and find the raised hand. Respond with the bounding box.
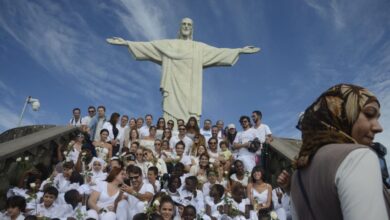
[106,37,128,45]
[240,46,260,54]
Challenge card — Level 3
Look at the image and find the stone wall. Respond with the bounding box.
[0,126,78,209]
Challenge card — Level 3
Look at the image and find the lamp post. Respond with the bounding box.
[18,96,40,127]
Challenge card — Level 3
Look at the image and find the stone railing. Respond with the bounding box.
[263,137,301,186]
[0,125,56,144]
[0,125,78,209]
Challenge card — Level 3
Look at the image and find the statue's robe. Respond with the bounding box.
[127,39,241,121]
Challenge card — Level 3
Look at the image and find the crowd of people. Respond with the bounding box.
[3,106,292,220]
[3,83,389,220]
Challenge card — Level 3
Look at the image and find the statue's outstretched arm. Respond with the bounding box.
[106,37,128,46]
[240,46,260,54]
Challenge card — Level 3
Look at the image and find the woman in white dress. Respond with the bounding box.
[189,153,210,185]
[92,129,112,161]
[247,166,273,220]
[156,117,166,140]
[124,128,140,150]
[87,167,126,220]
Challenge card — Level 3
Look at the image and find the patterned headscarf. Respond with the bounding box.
[294,84,379,169]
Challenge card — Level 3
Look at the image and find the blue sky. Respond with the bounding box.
[0,0,389,151]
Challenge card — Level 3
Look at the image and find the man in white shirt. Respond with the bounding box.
[252,110,273,143]
[117,115,129,152]
[170,125,193,155]
[81,106,95,132]
[200,119,212,143]
[211,125,223,144]
[68,108,82,127]
[139,114,153,138]
[233,116,257,172]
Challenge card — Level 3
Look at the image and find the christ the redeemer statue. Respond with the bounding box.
[107,17,259,122]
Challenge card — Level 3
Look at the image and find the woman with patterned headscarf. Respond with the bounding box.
[289,84,388,220]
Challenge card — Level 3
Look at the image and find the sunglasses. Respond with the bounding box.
[129,176,139,180]
[209,142,217,144]
[136,153,143,156]
[88,110,95,113]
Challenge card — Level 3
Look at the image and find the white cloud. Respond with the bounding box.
[0,106,33,129]
[0,0,166,123]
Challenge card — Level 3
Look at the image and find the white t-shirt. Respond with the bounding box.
[253,124,272,143]
[126,183,154,214]
[200,128,212,142]
[233,128,257,156]
[82,115,93,126]
[170,135,193,155]
[139,125,151,138]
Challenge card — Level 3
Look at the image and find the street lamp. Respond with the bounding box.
[18,96,40,127]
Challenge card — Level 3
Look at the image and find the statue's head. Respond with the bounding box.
[178,17,193,40]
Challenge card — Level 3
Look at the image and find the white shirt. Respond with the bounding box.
[82,115,93,126]
[68,117,82,127]
[253,123,272,143]
[36,203,68,218]
[170,135,193,155]
[139,125,151,138]
[200,128,212,142]
[117,124,128,150]
[179,188,204,213]
[233,128,257,156]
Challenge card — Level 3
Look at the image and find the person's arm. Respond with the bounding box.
[259,184,273,209]
[88,190,101,212]
[336,148,388,220]
[246,183,254,205]
[206,204,212,217]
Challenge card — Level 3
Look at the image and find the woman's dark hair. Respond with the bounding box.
[100,128,109,135]
[157,117,166,130]
[106,167,122,182]
[126,165,142,176]
[109,112,120,125]
[251,166,265,183]
[129,128,140,140]
[149,126,157,132]
[6,196,26,212]
[186,116,200,134]
[24,215,38,220]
